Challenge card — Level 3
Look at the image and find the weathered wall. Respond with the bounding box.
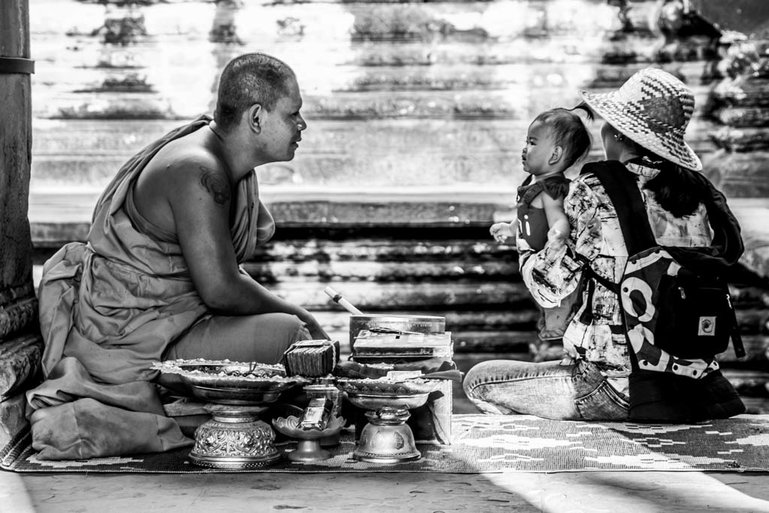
[28,0,743,197]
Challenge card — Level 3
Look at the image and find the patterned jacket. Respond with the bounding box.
[520,160,713,393]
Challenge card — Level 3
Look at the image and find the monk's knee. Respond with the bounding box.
[270,313,310,350]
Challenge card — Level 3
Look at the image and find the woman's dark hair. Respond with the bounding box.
[576,102,708,218]
[532,105,593,169]
[637,157,709,218]
[214,53,295,133]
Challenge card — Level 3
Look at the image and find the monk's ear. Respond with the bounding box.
[549,146,563,165]
[247,104,263,134]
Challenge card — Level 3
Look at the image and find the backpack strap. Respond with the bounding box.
[571,161,654,295]
[580,160,657,255]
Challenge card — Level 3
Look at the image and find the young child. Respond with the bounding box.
[491,106,592,342]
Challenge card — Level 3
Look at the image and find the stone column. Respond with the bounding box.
[0,0,43,447]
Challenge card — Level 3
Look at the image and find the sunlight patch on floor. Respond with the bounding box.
[484,471,769,513]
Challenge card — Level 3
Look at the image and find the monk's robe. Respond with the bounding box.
[27,116,276,459]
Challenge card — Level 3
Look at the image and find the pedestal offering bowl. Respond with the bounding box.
[154,359,308,469]
[337,378,441,464]
[272,415,346,462]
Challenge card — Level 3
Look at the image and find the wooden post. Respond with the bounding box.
[0,0,36,333]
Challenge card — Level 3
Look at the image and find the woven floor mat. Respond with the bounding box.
[3,414,768,473]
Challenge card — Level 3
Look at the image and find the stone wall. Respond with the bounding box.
[29,0,733,195]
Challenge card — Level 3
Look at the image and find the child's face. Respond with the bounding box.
[522,120,557,176]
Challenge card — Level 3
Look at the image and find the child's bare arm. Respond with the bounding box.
[542,193,569,248]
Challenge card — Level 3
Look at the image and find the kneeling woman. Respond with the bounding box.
[463,68,745,422]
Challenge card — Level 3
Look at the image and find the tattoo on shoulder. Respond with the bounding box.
[198,167,231,205]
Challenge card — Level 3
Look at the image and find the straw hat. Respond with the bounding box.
[580,67,702,171]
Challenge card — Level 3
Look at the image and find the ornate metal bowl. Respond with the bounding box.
[336,378,441,464]
[152,359,308,469]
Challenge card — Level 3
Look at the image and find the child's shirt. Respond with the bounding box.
[516,175,570,252]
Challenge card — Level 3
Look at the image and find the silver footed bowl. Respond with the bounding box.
[153,359,308,405]
[337,378,441,411]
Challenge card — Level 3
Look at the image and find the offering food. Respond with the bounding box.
[152,359,306,404]
[336,377,440,396]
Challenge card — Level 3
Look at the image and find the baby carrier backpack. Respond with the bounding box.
[581,161,746,422]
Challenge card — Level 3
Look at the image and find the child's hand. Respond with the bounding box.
[546,226,567,250]
[490,222,514,243]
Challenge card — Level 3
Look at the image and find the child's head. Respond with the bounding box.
[523,106,592,176]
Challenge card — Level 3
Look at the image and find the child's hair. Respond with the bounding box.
[532,105,593,169]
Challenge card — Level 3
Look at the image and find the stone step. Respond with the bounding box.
[712,107,769,128]
[30,119,533,155]
[717,335,769,367]
[33,86,719,122]
[313,308,540,333]
[269,279,534,311]
[29,148,590,190]
[242,259,519,283]
[710,127,769,152]
[243,235,518,261]
[739,396,769,415]
[32,56,720,97]
[30,117,722,158]
[722,369,769,399]
[712,78,769,109]
[28,117,722,193]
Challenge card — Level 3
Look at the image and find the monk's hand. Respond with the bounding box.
[299,310,330,340]
[307,321,330,341]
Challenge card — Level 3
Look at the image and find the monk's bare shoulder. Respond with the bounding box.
[133,132,231,231]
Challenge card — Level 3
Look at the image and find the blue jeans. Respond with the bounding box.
[463,357,630,420]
